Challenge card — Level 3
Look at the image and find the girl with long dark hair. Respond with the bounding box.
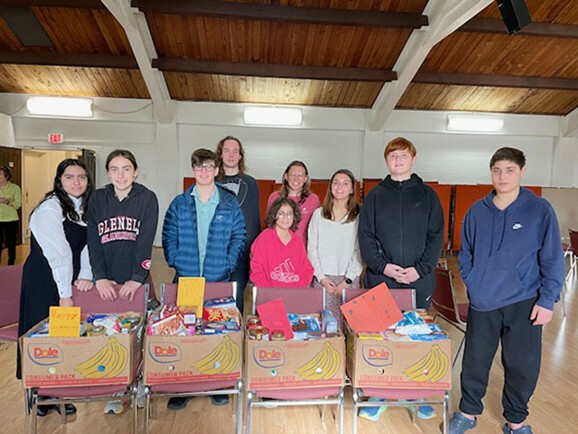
[17,158,94,416]
[307,169,362,327]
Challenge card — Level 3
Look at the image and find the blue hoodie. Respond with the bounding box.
[458,188,564,312]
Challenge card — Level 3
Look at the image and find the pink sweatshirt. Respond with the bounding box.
[250,228,314,288]
[266,192,320,245]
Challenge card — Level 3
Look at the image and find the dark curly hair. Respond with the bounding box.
[36,159,93,223]
[265,197,301,232]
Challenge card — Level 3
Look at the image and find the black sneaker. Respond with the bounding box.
[55,404,77,415]
[36,405,55,417]
[167,397,192,410]
[210,395,229,406]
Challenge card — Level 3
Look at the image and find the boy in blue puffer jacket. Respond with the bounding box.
[449,147,565,434]
[162,148,246,410]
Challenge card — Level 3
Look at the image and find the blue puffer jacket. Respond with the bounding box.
[162,184,246,281]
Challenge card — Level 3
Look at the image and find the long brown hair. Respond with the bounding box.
[279,160,312,204]
[321,169,359,224]
[215,136,246,182]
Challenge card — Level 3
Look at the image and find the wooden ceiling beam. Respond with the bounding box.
[0,1,104,8]
[461,17,578,39]
[369,0,494,131]
[101,0,174,124]
[0,51,138,68]
[154,58,397,82]
[414,71,578,91]
[132,0,428,29]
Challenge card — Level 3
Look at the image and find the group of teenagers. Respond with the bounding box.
[14,135,565,434]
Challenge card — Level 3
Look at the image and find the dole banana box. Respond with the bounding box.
[21,315,143,388]
[345,325,452,390]
[143,330,243,385]
[245,335,345,391]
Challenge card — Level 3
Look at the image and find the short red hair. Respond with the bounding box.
[384,137,417,159]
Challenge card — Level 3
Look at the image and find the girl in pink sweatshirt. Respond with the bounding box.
[266,161,320,245]
[251,197,314,288]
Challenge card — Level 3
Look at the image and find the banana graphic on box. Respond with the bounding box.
[75,337,128,379]
[403,344,448,382]
[193,335,240,375]
[296,342,341,380]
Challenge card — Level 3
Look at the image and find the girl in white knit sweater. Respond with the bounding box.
[307,169,363,327]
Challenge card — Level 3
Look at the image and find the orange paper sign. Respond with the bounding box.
[48,306,81,337]
[340,283,403,333]
[177,277,205,317]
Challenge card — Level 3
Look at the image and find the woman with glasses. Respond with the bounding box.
[250,196,314,288]
[307,169,362,327]
[266,161,320,244]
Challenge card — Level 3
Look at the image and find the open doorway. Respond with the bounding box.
[21,149,82,243]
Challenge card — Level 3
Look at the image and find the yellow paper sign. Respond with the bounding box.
[49,306,81,337]
[177,277,205,317]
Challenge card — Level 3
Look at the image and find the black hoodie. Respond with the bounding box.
[87,182,159,284]
[358,174,444,308]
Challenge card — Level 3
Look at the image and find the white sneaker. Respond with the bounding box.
[104,400,124,415]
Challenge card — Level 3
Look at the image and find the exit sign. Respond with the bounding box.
[48,133,64,144]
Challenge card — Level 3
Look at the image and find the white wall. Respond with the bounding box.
[1,93,577,244]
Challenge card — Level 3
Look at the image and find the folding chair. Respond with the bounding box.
[432,268,467,367]
[143,282,243,434]
[344,288,448,433]
[566,230,578,281]
[0,264,23,343]
[24,283,149,434]
[246,286,345,434]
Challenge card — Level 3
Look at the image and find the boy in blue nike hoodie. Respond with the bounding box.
[449,148,565,434]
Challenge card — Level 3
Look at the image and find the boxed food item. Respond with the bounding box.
[345,324,452,390]
[143,328,243,385]
[245,333,345,391]
[20,313,143,388]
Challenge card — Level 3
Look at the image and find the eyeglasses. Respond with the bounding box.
[193,164,216,172]
[276,212,294,219]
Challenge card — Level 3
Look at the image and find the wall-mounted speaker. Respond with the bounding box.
[496,0,531,34]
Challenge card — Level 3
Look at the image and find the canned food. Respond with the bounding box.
[87,325,105,336]
[253,326,269,341]
[125,316,140,325]
[270,330,285,341]
[246,316,262,330]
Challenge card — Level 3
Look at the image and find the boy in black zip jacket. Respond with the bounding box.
[358,137,444,421]
[359,137,444,309]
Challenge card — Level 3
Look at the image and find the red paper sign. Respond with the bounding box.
[257,298,294,340]
[340,283,403,333]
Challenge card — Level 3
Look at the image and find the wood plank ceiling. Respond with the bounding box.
[0,0,576,116]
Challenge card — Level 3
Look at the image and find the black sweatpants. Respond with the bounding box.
[0,220,18,265]
[459,297,542,424]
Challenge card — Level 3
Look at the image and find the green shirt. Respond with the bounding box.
[192,185,219,274]
[0,181,21,222]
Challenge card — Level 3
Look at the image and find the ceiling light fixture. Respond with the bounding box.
[447,114,504,132]
[243,106,303,126]
[26,96,93,118]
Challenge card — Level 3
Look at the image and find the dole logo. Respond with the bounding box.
[362,345,393,367]
[253,346,285,368]
[27,343,63,366]
[148,342,182,363]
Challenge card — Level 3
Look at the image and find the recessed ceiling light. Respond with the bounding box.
[26,97,93,118]
[243,106,303,126]
[447,114,504,132]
